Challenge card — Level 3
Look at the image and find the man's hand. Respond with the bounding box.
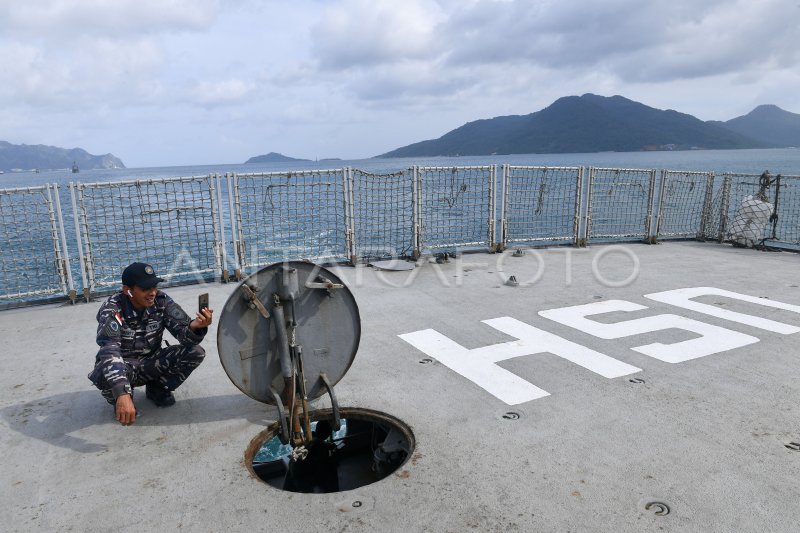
[190,307,213,331]
[116,393,137,425]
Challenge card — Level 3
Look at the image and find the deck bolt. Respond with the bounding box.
[352,501,362,508]
[644,501,670,516]
[502,411,520,420]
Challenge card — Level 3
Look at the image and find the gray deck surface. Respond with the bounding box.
[2,241,799,532]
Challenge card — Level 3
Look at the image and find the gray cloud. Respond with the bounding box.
[1,0,798,165]
[309,0,800,96]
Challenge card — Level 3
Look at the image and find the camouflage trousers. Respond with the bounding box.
[89,344,205,404]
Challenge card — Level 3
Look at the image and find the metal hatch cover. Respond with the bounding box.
[217,261,360,404]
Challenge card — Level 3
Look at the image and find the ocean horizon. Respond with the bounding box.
[2,147,799,189]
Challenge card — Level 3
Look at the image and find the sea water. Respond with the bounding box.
[2,147,799,189]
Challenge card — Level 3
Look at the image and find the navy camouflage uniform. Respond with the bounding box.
[88,291,206,403]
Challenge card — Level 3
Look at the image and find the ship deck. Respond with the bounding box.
[2,241,799,532]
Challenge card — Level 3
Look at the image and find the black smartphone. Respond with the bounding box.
[198,293,209,313]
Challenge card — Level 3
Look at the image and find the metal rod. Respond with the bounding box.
[225,172,241,275]
[52,184,75,296]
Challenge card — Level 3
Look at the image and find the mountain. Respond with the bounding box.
[245,152,311,164]
[709,105,800,147]
[0,141,125,171]
[379,94,767,158]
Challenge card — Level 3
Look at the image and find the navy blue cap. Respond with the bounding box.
[122,262,164,289]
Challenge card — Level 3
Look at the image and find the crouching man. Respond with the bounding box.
[88,262,213,425]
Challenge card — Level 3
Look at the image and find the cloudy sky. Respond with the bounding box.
[1,0,798,167]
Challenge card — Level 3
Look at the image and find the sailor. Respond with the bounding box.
[88,262,213,425]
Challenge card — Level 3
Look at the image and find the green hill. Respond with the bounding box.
[245,152,310,164]
[0,141,125,171]
[709,105,800,147]
[379,94,767,158]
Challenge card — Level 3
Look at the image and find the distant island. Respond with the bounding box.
[0,141,125,172]
[245,152,311,164]
[378,94,800,158]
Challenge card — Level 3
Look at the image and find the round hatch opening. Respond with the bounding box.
[245,408,415,494]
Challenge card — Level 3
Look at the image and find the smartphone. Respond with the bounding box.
[198,293,209,313]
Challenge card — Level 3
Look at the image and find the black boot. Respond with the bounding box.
[146,382,176,407]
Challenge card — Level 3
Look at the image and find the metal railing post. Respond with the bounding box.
[342,167,357,264]
[412,166,421,259]
[488,164,497,250]
[51,184,76,302]
[698,172,715,241]
[213,173,229,282]
[69,182,90,301]
[497,164,508,252]
[718,174,732,242]
[225,173,242,280]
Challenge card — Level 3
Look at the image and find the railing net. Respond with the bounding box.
[0,186,67,300]
[502,166,581,245]
[587,168,655,241]
[351,169,414,260]
[75,176,220,289]
[417,166,495,251]
[657,170,713,239]
[233,170,348,269]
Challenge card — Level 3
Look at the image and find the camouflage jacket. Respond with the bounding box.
[92,291,206,398]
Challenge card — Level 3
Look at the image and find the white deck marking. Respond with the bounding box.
[398,317,640,405]
[644,286,800,334]
[539,300,760,363]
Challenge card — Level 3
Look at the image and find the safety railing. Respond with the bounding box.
[350,168,415,262]
[2,164,798,307]
[415,165,496,253]
[500,165,582,248]
[586,167,657,242]
[0,184,74,301]
[656,170,715,240]
[231,170,349,270]
[70,176,222,294]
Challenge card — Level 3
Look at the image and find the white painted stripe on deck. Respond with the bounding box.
[644,286,800,334]
[539,300,760,363]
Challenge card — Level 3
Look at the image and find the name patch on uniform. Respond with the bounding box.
[146,321,160,334]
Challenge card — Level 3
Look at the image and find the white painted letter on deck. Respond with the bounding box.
[644,287,800,334]
[398,317,640,405]
[538,300,759,363]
